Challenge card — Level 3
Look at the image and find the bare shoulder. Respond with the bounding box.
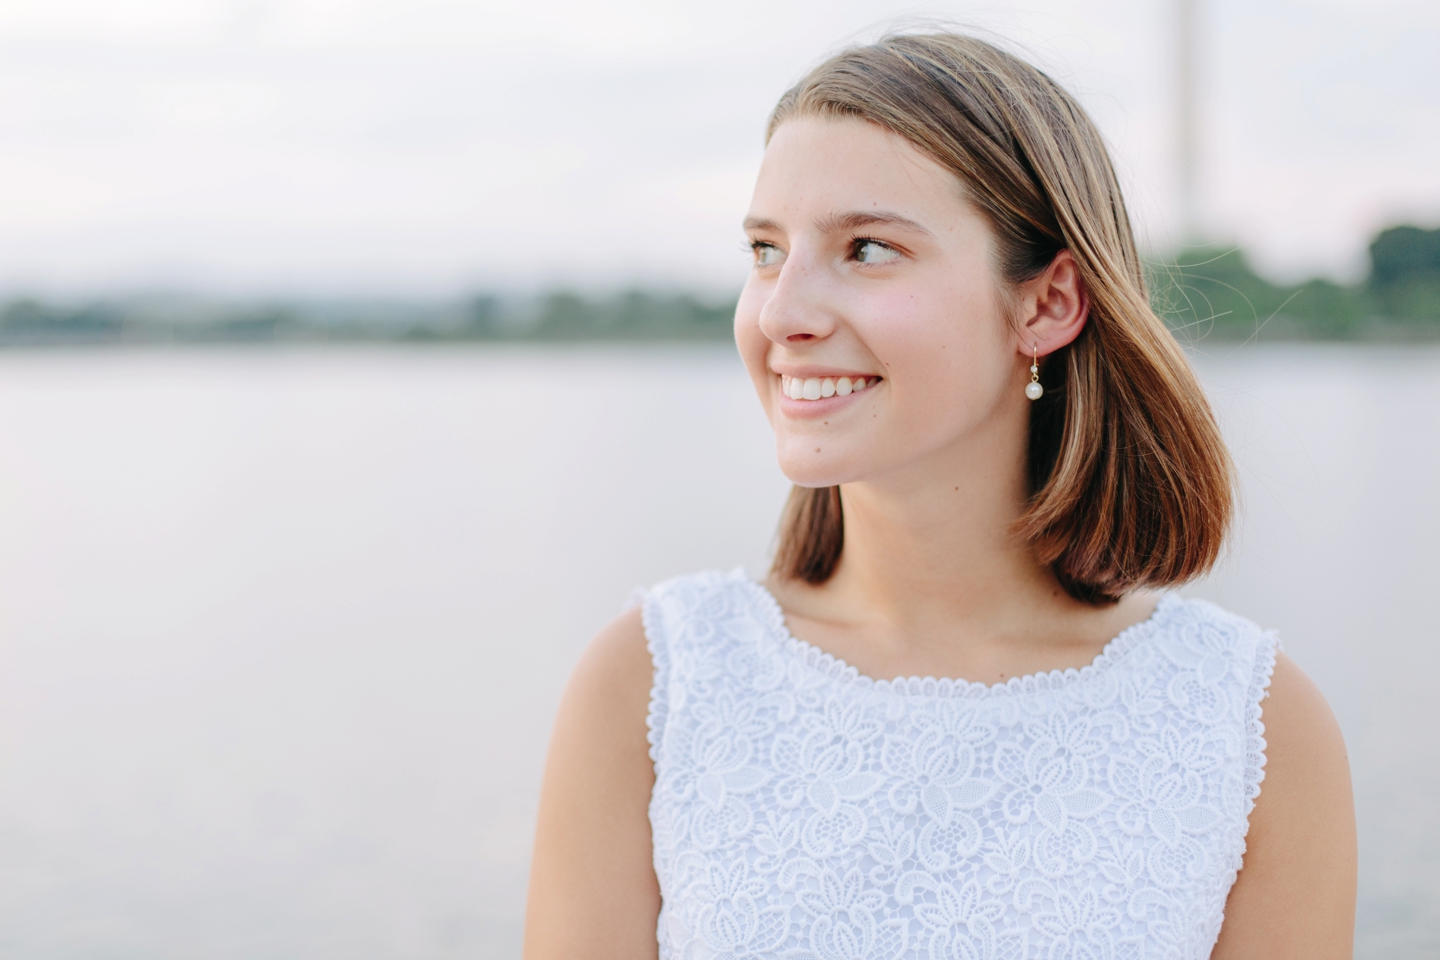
[1211,650,1357,959]
[567,604,654,715]
[523,605,660,960]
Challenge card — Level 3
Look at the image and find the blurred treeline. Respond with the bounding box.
[1152,224,1440,342]
[0,290,736,346]
[2,224,1437,346]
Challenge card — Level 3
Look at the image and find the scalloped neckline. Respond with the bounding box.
[739,574,1179,699]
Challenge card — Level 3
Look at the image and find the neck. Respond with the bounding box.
[764,413,1160,680]
[812,416,1073,642]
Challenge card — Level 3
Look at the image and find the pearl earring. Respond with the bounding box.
[1025,347,1044,401]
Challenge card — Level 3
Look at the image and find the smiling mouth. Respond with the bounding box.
[779,374,880,401]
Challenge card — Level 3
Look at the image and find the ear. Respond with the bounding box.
[1014,249,1089,359]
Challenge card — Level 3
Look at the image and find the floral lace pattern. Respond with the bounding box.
[642,570,1277,960]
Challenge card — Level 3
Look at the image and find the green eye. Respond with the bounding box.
[855,240,900,264]
[752,242,784,267]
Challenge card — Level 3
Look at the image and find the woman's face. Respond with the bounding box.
[735,116,1026,489]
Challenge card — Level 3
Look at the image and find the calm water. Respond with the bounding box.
[0,344,1434,958]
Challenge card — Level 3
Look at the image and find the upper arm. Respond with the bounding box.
[1211,650,1357,959]
[523,606,661,960]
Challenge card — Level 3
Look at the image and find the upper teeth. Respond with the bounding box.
[782,375,870,400]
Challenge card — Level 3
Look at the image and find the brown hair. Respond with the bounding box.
[767,32,1233,604]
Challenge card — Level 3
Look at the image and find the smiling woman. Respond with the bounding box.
[524,32,1356,960]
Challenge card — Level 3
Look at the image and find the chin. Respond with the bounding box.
[774,442,862,489]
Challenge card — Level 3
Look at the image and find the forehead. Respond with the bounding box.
[750,116,966,221]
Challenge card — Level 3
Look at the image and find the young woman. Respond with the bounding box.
[525,33,1356,960]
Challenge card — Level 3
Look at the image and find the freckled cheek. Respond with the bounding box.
[863,311,996,414]
[855,304,954,375]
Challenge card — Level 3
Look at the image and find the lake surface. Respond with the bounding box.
[0,344,1434,958]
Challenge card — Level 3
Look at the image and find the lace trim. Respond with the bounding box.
[738,571,1182,700]
[1240,628,1280,827]
[640,589,670,766]
[1209,625,1278,951]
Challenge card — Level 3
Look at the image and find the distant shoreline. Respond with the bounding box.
[0,295,1434,347]
[4,230,1438,347]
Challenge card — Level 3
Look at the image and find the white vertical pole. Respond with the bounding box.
[1177,0,1200,244]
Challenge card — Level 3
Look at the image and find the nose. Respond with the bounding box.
[757,253,840,344]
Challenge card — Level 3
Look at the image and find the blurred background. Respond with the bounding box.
[0,1,1435,958]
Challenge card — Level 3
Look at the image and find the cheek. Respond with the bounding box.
[865,288,1014,433]
[733,283,774,405]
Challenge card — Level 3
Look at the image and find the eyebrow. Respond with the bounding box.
[742,210,936,238]
[820,210,936,237]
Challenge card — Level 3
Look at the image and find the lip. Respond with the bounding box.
[772,371,883,419]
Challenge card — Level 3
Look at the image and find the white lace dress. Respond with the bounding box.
[640,570,1277,960]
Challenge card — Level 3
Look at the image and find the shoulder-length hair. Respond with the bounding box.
[767,33,1233,605]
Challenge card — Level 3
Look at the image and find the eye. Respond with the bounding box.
[853,238,901,264]
[750,241,785,268]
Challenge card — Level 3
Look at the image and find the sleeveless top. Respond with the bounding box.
[641,570,1277,960]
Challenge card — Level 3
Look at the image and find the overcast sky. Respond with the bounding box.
[0,0,1435,297]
